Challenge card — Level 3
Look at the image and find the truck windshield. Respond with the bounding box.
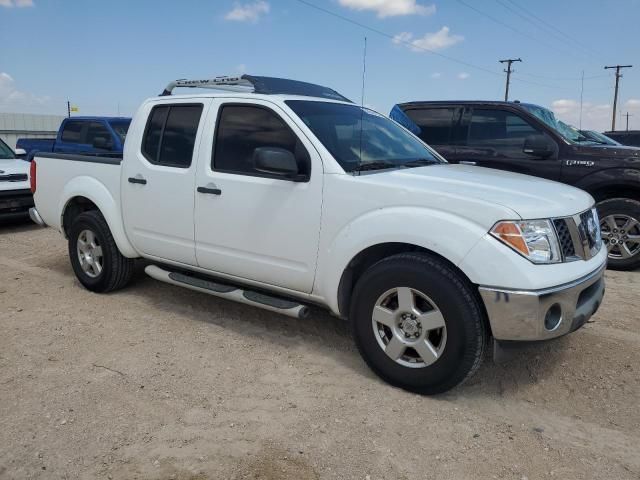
[285,100,443,173]
[519,104,595,145]
[0,139,16,159]
[109,120,131,143]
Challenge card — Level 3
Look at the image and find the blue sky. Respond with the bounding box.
[1,0,639,131]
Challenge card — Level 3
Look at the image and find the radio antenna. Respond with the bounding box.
[358,36,367,175]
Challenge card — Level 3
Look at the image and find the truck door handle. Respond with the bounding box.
[128,176,147,185]
[459,161,477,166]
[197,186,222,195]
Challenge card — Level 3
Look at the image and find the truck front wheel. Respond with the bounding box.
[68,210,134,292]
[350,252,486,394]
[597,198,640,270]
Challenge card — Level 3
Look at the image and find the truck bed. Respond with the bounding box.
[32,152,123,233]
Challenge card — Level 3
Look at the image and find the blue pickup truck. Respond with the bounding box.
[17,116,131,160]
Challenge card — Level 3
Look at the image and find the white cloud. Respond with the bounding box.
[551,99,613,132]
[225,0,269,22]
[393,27,464,52]
[430,72,442,79]
[0,72,51,112]
[339,0,435,18]
[0,0,33,7]
[235,63,247,74]
[457,72,469,80]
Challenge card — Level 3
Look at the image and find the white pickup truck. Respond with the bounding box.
[30,75,607,394]
[0,138,32,220]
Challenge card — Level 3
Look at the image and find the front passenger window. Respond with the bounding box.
[467,109,540,151]
[213,105,310,177]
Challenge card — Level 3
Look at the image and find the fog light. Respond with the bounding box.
[544,304,562,331]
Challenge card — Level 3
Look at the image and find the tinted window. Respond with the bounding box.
[213,105,309,176]
[109,120,131,143]
[286,101,441,173]
[404,108,455,145]
[85,122,111,147]
[61,121,84,143]
[142,105,202,168]
[467,109,539,148]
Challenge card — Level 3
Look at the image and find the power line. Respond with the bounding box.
[292,0,503,78]
[456,0,588,63]
[500,0,605,61]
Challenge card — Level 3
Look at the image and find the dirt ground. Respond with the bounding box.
[0,220,638,480]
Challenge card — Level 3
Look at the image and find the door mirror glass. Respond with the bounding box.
[253,146,303,180]
[523,134,554,158]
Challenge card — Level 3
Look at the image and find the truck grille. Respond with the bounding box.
[552,209,602,261]
[553,219,576,258]
[0,173,28,182]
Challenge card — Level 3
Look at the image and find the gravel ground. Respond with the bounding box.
[0,220,638,480]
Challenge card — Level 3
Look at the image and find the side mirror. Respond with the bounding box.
[523,135,554,159]
[14,148,27,159]
[92,137,113,150]
[253,147,305,181]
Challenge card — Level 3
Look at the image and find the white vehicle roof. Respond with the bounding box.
[159,75,352,104]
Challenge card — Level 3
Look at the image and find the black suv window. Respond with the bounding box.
[403,107,455,145]
[142,104,203,168]
[467,109,539,147]
[213,105,309,177]
[85,122,111,147]
[61,121,84,143]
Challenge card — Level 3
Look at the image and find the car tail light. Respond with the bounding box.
[30,160,37,193]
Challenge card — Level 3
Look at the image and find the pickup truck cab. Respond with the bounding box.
[0,138,33,220]
[391,101,640,270]
[29,75,606,394]
[17,116,131,161]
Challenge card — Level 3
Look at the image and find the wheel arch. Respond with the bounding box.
[59,177,138,258]
[334,242,491,336]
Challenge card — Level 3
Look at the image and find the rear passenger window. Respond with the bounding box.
[61,121,84,143]
[403,108,455,145]
[85,122,111,146]
[213,105,309,177]
[141,104,203,168]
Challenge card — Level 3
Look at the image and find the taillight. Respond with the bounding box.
[30,160,37,193]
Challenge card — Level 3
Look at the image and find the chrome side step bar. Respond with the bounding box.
[144,265,310,319]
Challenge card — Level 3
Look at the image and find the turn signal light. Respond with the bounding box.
[491,221,529,256]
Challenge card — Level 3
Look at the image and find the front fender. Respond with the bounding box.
[574,167,640,196]
[59,176,138,258]
[314,206,489,314]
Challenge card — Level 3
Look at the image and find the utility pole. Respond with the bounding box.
[67,100,71,118]
[623,112,633,131]
[604,64,632,131]
[499,58,521,101]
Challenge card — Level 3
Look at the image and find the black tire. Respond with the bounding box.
[350,252,486,395]
[68,210,134,292]
[596,198,640,271]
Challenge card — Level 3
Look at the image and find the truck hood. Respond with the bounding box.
[369,164,594,219]
[0,158,30,190]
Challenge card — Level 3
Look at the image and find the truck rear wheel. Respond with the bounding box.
[68,210,134,292]
[349,252,486,395]
[597,198,640,270]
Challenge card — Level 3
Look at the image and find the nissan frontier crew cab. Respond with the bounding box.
[29,75,606,394]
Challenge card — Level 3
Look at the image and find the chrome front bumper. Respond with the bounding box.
[478,264,606,341]
[29,207,46,227]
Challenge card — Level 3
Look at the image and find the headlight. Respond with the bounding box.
[490,219,562,264]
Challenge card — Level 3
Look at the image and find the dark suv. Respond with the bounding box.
[604,130,640,147]
[391,100,640,270]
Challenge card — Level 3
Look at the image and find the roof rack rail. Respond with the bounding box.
[160,74,352,102]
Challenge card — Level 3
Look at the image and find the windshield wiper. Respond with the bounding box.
[402,159,437,168]
[352,160,397,172]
